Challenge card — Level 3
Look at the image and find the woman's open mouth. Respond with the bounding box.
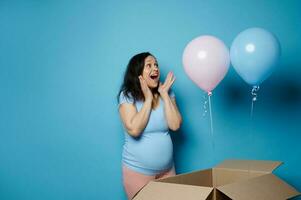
[149,73,159,81]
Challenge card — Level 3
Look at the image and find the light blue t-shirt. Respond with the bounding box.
[118,90,175,175]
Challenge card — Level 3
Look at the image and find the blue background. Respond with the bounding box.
[0,0,300,199]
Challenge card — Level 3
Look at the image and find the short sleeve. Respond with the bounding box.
[118,91,134,106]
[169,89,175,99]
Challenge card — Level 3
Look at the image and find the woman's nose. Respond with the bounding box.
[153,66,159,71]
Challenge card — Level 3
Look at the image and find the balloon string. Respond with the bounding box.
[248,85,259,177]
[208,91,216,185]
[202,93,208,117]
[250,85,259,118]
[208,92,215,161]
[250,100,254,119]
[208,92,214,138]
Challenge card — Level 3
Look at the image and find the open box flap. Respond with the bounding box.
[217,173,300,200]
[133,181,213,200]
[215,159,282,173]
[156,168,213,187]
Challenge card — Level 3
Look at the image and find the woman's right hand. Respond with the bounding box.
[139,76,153,102]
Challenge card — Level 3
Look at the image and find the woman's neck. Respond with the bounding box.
[151,93,159,109]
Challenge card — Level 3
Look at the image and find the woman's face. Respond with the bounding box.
[142,55,160,88]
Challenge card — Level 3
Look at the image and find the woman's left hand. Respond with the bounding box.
[158,72,176,99]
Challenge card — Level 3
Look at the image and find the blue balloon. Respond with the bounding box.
[230,27,281,86]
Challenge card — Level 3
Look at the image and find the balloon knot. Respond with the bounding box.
[251,85,260,101]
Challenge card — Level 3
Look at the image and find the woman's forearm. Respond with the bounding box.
[162,95,182,131]
[129,99,152,137]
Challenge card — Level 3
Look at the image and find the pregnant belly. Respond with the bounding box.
[126,133,173,170]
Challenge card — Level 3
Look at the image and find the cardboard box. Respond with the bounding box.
[133,160,300,200]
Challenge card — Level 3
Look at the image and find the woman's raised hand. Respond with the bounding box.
[139,76,153,102]
[158,72,175,99]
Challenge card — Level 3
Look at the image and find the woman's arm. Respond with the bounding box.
[119,99,152,137]
[161,95,182,131]
[159,72,182,131]
[119,75,153,137]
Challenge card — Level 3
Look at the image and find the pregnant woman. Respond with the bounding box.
[117,52,182,199]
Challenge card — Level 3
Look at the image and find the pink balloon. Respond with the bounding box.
[183,35,230,93]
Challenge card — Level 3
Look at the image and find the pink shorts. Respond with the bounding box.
[122,165,176,200]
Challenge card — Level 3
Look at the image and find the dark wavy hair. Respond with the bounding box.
[117,52,158,103]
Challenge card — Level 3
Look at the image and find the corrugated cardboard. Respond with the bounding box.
[133,160,300,200]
